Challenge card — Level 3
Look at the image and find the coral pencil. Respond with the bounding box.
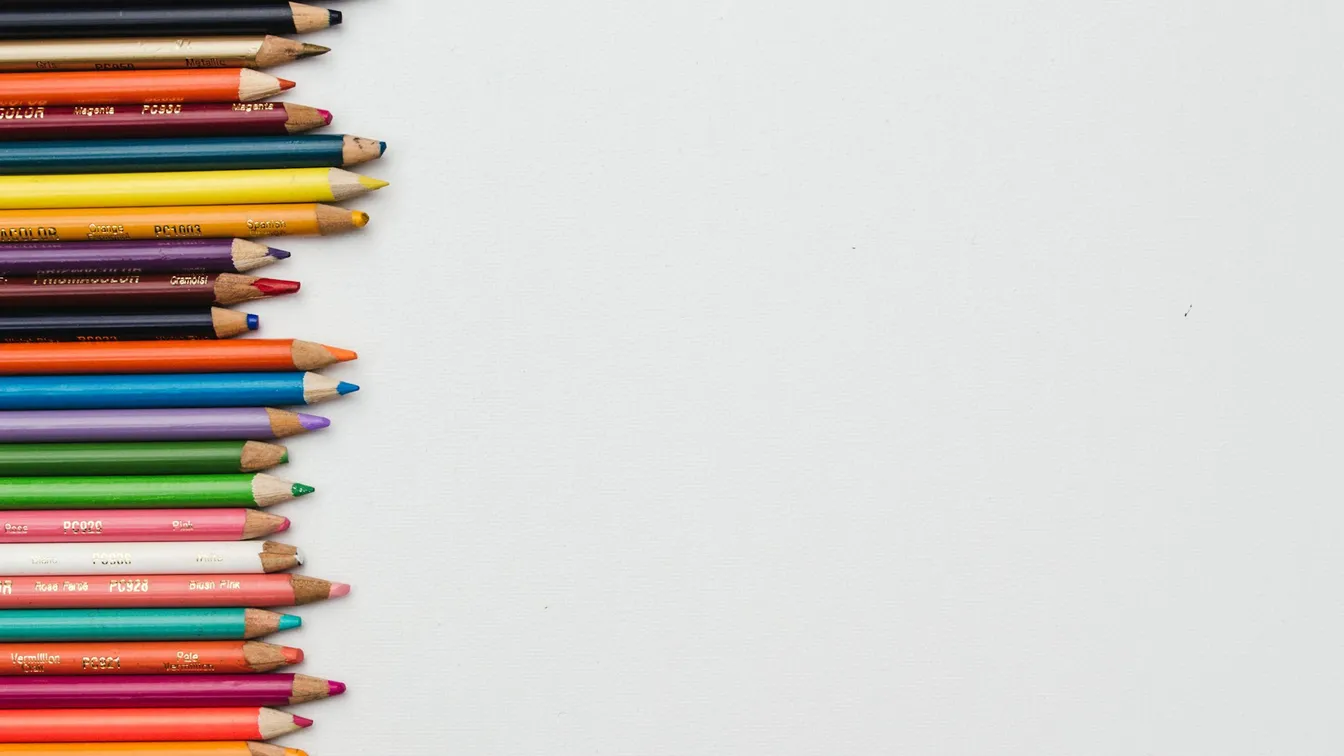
[0,640,303,675]
[0,309,259,343]
[0,2,340,39]
[0,204,368,242]
[0,609,300,641]
[0,102,330,142]
[0,340,356,375]
[0,274,298,311]
[0,745,306,756]
[0,36,328,72]
[0,70,293,106]
[0,441,289,477]
[0,707,310,742]
[0,674,342,708]
[0,473,313,510]
[0,408,329,443]
[0,240,289,275]
[0,575,347,609]
[0,510,290,543]
[0,136,384,174]
[0,542,301,575]
[0,373,358,410]
[0,168,387,209]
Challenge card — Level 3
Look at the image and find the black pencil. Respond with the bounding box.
[0,2,341,40]
[0,308,257,343]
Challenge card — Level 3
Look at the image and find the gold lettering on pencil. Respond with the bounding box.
[188,579,216,591]
[107,578,148,593]
[39,276,139,286]
[73,106,114,116]
[169,275,209,286]
[0,107,43,120]
[153,224,203,238]
[0,581,10,595]
[232,103,275,112]
[62,581,88,592]
[82,656,120,670]
[141,104,182,115]
[85,224,129,241]
[29,557,56,565]
[0,227,60,242]
[219,579,241,590]
[62,520,103,535]
[3,523,27,535]
[33,581,58,592]
[11,652,60,672]
[93,63,136,71]
[246,219,286,233]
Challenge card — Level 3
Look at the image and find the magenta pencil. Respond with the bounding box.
[0,674,345,708]
[0,509,289,543]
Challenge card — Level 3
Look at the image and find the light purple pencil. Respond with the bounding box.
[0,408,329,443]
[0,239,290,275]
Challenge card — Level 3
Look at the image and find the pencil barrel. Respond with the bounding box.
[0,311,224,342]
[0,442,268,476]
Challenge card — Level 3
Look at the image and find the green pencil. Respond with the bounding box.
[0,609,299,641]
[0,441,288,476]
[0,473,313,510]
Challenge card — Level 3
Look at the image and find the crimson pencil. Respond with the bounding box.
[0,273,299,311]
[0,707,310,742]
[0,674,344,708]
[0,575,348,609]
[0,102,331,141]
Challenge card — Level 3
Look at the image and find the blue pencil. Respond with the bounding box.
[0,372,358,410]
[0,135,385,174]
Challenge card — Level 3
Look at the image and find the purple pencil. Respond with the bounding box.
[0,407,329,442]
[0,239,290,275]
[0,674,346,709]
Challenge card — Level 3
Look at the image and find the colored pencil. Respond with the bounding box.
[0,408,329,443]
[0,707,310,742]
[0,510,290,543]
[0,70,294,106]
[0,36,328,73]
[0,240,291,275]
[0,473,313,510]
[0,204,368,242]
[0,136,385,174]
[0,274,300,311]
[0,673,342,708]
[0,609,300,641]
[0,575,347,609]
[0,168,388,209]
[0,441,289,476]
[0,103,330,142]
[0,640,303,675]
[0,542,301,575]
[0,340,355,375]
[0,2,340,39]
[0,745,307,756]
[0,373,359,410]
[0,309,259,343]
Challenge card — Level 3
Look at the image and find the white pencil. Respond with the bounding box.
[0,541,300,575]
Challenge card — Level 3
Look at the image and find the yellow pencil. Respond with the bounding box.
[0,168,389,210]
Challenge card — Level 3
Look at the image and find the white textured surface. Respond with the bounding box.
[278,2,1341,754]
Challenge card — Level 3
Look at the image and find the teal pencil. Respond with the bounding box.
[0,135,386,174]
[0,609,299,641]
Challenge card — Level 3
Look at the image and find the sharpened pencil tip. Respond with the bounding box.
[317,108,333,125]
[246,314,260,331]
[276,517,291,533]
[270,246,292,260]
[329,9,342,25]
[297,413,330,431]
[352,211,369,228]
[254,278,300,296]
[359,175,389,190]
[291,482,316,497]
[330,582,351,598]
[300,43,330,58]
[329,681,348,696]
[282,646,304,664]
[378,141,387,155]
[324,346,357,363]
[279,78,297,91]
[336,381,359,396]
[279,614,302,631]
[293,715,314,729]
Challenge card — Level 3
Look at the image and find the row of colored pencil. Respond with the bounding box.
[0,2,370,753]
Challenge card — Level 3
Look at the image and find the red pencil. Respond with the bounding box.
[0,707,308,742]
[0,102,331,141]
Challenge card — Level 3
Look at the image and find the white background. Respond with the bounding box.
[273,2,1342,754]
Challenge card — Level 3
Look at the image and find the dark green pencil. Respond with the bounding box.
[0,441,288,476]
[0,135,385,175]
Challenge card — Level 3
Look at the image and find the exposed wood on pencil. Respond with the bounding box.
[301,373,348,404]
[283,103,330,133]
[242,511,290,540]
[211,308,253,339]
[314,204,369,234]
[265,409,312,439]
[290,576,339,605]
[251,473,303,508]
[257,707,308,739]
[325,168,388,201]
[342,136,385,166]
[291,2,338,33]
[214,274,297,306]
[239,441,289,473]
[238,69,293,101]
[258,541,301,573]
[288,674,334,705]
[231,239,287,272]
[243,641,303,672]
[254,35,329,67]
[243,609,291,639]
[289,340,357,370]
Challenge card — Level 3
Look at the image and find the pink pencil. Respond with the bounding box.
[0,509,289,543]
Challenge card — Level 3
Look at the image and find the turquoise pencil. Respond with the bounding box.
[0,609,299,641]
[0,372,360,411]
[0,135,385,174]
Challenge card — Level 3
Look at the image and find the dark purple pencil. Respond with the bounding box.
[0,407,329,442]
[0,674,345,708]
[0,239,290,275]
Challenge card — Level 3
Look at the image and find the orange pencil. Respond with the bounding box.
[0,339,357,375]
[0,641,303,675]
[0,70,293,106]
[0,707,308,742]
[0,204,367,242]
[0,745,305,756]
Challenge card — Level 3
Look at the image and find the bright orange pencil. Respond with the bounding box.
[0,70,293,106]
[0,707,308,742]
[0,641,303,675]
[0,340,357,375]
[0,204,367,242]
[0,745,305,756]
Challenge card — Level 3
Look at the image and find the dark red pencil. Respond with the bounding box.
[0,273,299,311]
[0,102,330,141]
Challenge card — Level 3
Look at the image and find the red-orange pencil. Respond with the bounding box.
[0,641,303,675]
[0,70,293,106]
[0,339,357,375]
[0,707,309,742]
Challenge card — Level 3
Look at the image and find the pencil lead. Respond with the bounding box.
[292,482,316,497]
[270,246,292,261]
[318,109,333,125]
[353,211,369,228]
[329,9,343,25]
[297,413,330,431]
[247,314,260,331]
[293,715,314,729]
[358,175,389,190]
[279,78,296,91]
[337,381,359,396]
[279,614,302,632]
[253,278,300,296]
[379,141,387,156]
[329,681,347,696]
[329,582,351,598]
[276,517,291,533]
[299,43,330,58]
[282,646,304,664]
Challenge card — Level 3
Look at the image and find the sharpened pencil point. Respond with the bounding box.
[270,246,292,260]
[324,346,358,363]
[329,681,347,696]
[353,211,370,228]
[279,614,302,632]
[279,78,297,91]
[358,175,389,190]
[254,278,300,296]
[318,109,333,125]
[247,314,260,331]
[300,43,330,58]
[329,9,343,25]
[337,381,359,396]
[298,413,330,431]
[378,141,387,155]
[280,448,290,463]
[330,582,351,598]
[283,646,304,664]
[294,715,314,729]
[277,517,292,533]
[292,482,316,497]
